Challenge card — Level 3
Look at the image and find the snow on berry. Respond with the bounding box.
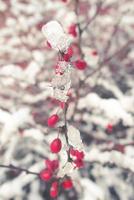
[51,62,72,102]
[42,20,71,52]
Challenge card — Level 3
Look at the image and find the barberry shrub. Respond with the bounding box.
[0,0,134,200]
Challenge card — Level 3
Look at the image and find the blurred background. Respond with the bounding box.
[0,0,134,200]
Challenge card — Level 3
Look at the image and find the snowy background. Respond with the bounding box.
[0,0,134,200]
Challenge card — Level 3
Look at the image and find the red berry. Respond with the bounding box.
[69,148,76,156]
[62,179,73,190]
[63,46,73,61]
[47,114,59,127]
[51,159,59,170]
[50,138,62,153]
[74,60,87,70]
[75,150,84,160]
[40,169,52,181]
[50,181,58,198]
[74,159,84,168]
[68,24,77,37]
[45,159,59,171]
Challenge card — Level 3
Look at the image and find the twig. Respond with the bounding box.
[81,40,133,84]
[0,164,39,176]
[63,103,69,146]
[81,1,105,34]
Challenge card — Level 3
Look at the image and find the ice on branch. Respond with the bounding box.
[51,61,72,102]
[42,20,71,52]
[57,162,74,178]
[67,125,84,150]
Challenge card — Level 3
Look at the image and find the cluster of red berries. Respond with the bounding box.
[50,178,73,198]
[47,114,63,154]
[69,147,85,168]
[45,19,86,198]
[47,114,62,153]
[40,159,73,198]
[63,46,87,70]
[40,159,59,182]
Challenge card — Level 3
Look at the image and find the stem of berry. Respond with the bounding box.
[63,103,69,145]
[61,103,72,162]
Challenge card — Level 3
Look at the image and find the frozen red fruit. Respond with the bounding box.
[63,46,73,61]
[50,181,58,198]
[74,59,87,70]
[69,148,76,156]
[40,169,52,181]
[62,179,73,190]
[50,138,62,153]
[45,159,59,171]
[51,159,59,170]
[68,24,77,37]
[74,159,84,168]
[75,150,85,160]
[47,114,59,127]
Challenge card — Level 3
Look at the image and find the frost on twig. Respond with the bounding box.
[42,20,71,52]
[51,61,72,102]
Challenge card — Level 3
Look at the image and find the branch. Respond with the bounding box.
[81,1,105,34]
[0,164,39,176]
[82,39,134,84]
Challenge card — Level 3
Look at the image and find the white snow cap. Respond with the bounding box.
[42,20,71,52]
